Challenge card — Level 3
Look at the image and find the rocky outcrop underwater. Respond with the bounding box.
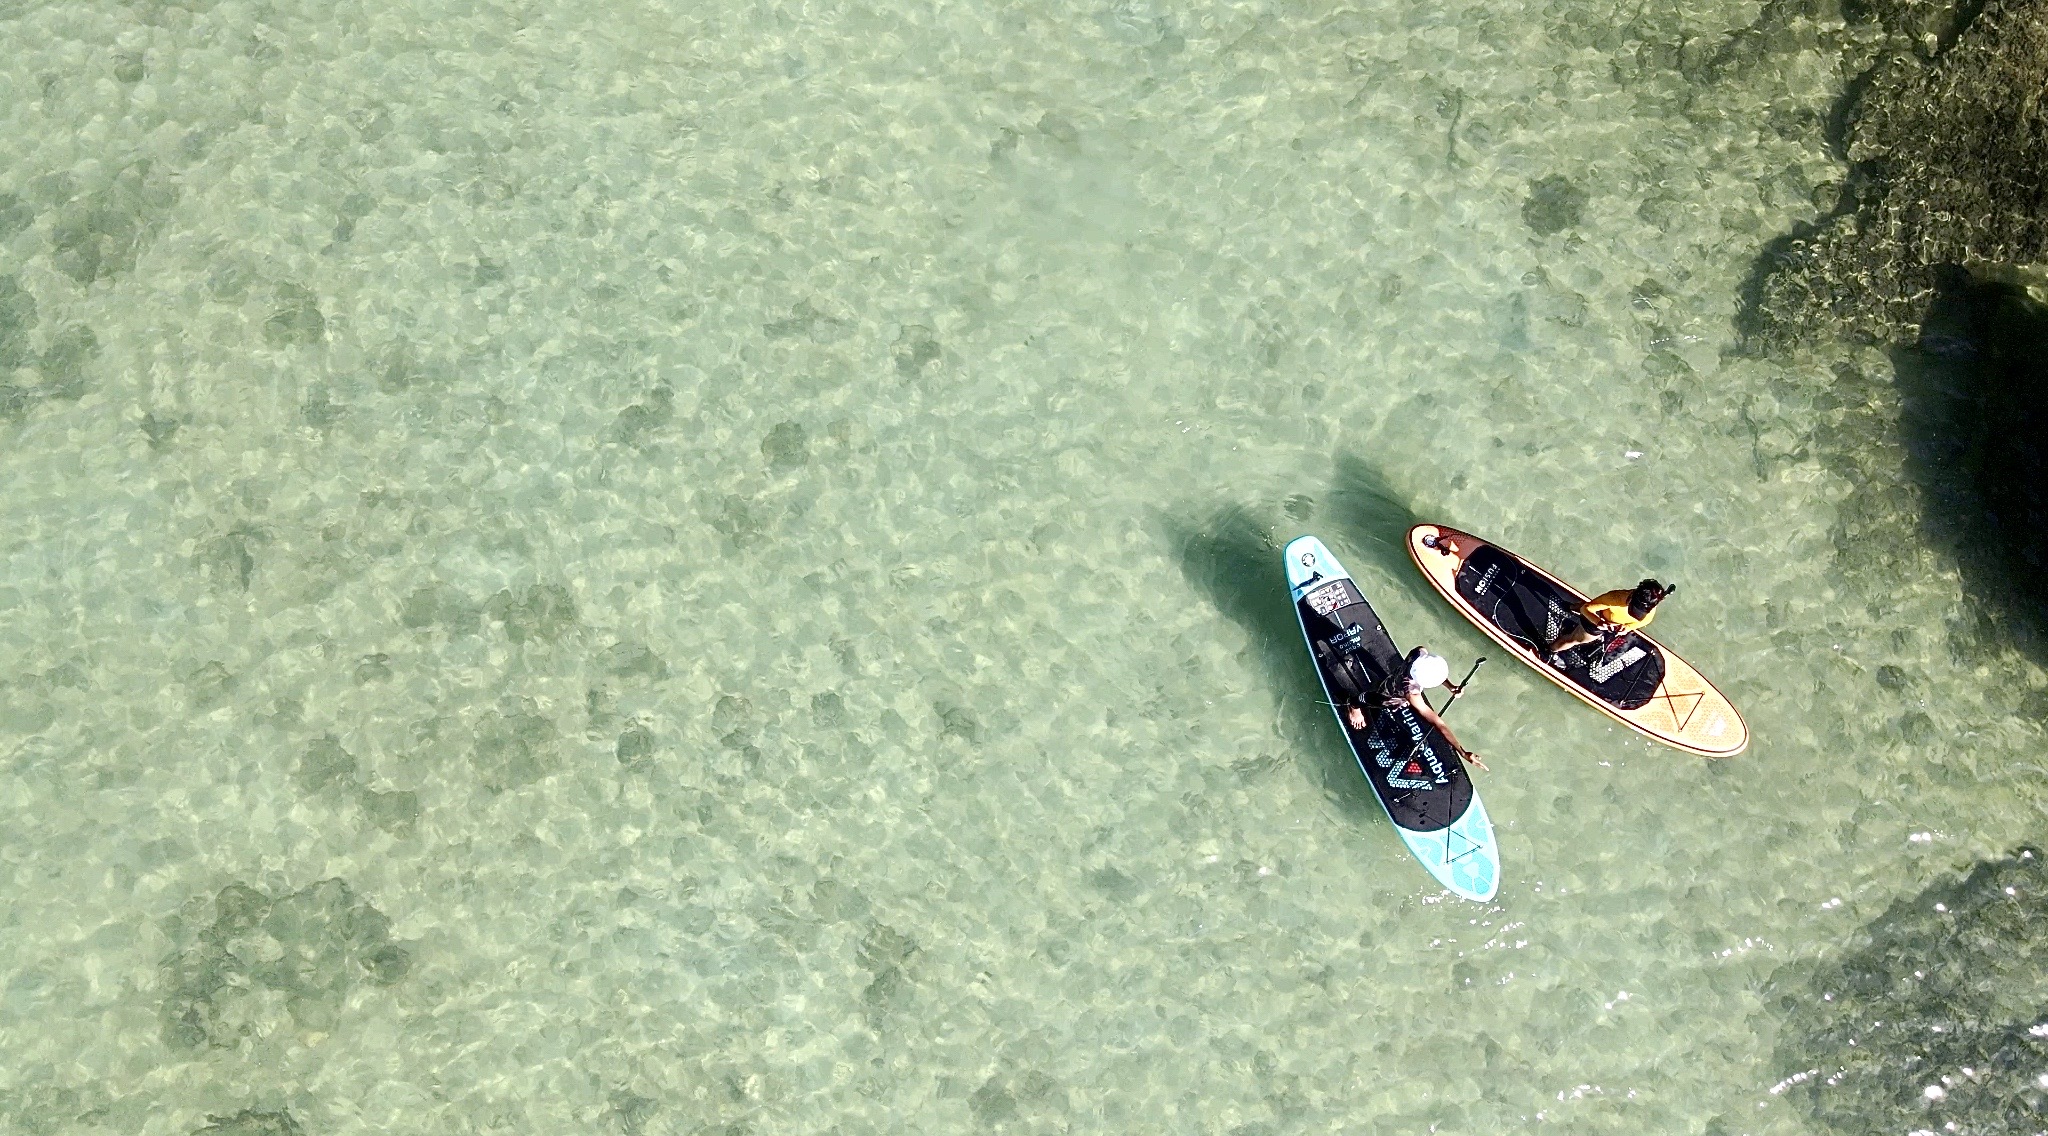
[1745,0,2048,346]
[1738,12,2048,1125]
[1733,0,2048,657]
[1770,847,2048,1136]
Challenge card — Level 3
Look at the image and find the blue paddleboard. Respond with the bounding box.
[1285,535,1500,902]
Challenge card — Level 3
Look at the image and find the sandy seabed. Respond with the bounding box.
[1,0,2042,1133]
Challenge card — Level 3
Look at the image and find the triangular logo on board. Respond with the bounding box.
[1444,825,1482,864]
[1651,688,1706,732]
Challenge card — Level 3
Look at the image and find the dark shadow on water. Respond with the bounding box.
[1324,451,1452,619]
[1893,270,2048,667]
[1767,847,2048,1134]
[1161,501,1374,816]
[1164,456,1463,819]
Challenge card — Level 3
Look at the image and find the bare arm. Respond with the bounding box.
[1409,691,1487,771]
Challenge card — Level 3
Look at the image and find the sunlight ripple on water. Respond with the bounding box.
[0,0,2043,1133]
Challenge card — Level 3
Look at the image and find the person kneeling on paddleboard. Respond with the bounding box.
[1543,578,1674,665]
[1342,647,1488,771]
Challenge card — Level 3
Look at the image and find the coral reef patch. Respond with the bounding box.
[1746,0,2048,345]
[158,879,410,1049]
[1770,848,2048,1134]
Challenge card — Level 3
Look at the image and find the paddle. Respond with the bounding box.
[1435,657,1487,716]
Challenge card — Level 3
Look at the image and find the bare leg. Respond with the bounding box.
[1544,621,1599,656]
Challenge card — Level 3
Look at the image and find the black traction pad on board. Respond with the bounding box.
[1298,578,1473,832]
[1453,545,1664,710]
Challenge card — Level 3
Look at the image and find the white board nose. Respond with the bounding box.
[1283,535,1337,593]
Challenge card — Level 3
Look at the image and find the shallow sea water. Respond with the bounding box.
[2,0,2045,1133]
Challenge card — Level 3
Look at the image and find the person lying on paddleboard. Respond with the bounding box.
[1542,578,1674,665]
[1341,647,1488,771]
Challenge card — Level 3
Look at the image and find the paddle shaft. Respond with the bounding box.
[1435,657,1487,716]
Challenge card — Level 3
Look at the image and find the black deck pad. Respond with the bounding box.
[1452,545,1664,710]
[1297,578,1472,834]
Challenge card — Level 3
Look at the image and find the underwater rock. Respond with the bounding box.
[36,325,98,401]
[195,526,267,593]
[894,325,941,376]
[1746,0,2048,345]
[205,258,254,303]
[486,583,579,643]
[762,299,846,341]
[823,416,875,461]
[330,191,374,245]
[357,787,420,834]
[933,701,980,744]
[0,275,34,370]
[194,1111,304,1136]
[710,693,752,737]
[300,387,345,433]
[263,284,326,346]
[1521,175,1586,236]
[1850,0,1978,52]
[614,723,656,764]
[760,421,809,470]
[1895,273,2048,653]
[182,660,236,711]
[295,733,422,833]
[708,492,764,547]
[598,640,668,681]
[969,1069,1062,1126]
[610,384,673,447]
[0,304,99,421]
[375,341,434,393]
[399,583,481,635]
[50,201,141,285]
[605,1091,659,1136]
[470,708,560,790]
[0,193,31,239]
[141,410,182,450]
[809,877,869,923]
[857,922,918,1027]
[808,690,844,725]
[296,736,358,794]
[1937,284,2048,570]
[158,879,410,1049]
[1770,848,2048,1134]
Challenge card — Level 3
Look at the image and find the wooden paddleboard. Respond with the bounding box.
[1407,524,1748,758]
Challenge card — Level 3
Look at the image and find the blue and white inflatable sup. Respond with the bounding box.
[1286,535,1500,902]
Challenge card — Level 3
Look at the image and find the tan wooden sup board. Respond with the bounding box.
[1408,524,1749,758]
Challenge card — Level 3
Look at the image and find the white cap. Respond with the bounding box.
[1409,651,1451,689]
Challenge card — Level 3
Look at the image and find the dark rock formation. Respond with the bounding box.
[194,1111,304,1136]
[1725,0,2048,661]
[470,707,561,789]
[1746,0,2048,344]
[1769,848,2048,1134]
[159,879,410,1048]
[1521,176,1587,236]
[486,582,579,643]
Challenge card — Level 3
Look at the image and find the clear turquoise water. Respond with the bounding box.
[2,0,2043,1133]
